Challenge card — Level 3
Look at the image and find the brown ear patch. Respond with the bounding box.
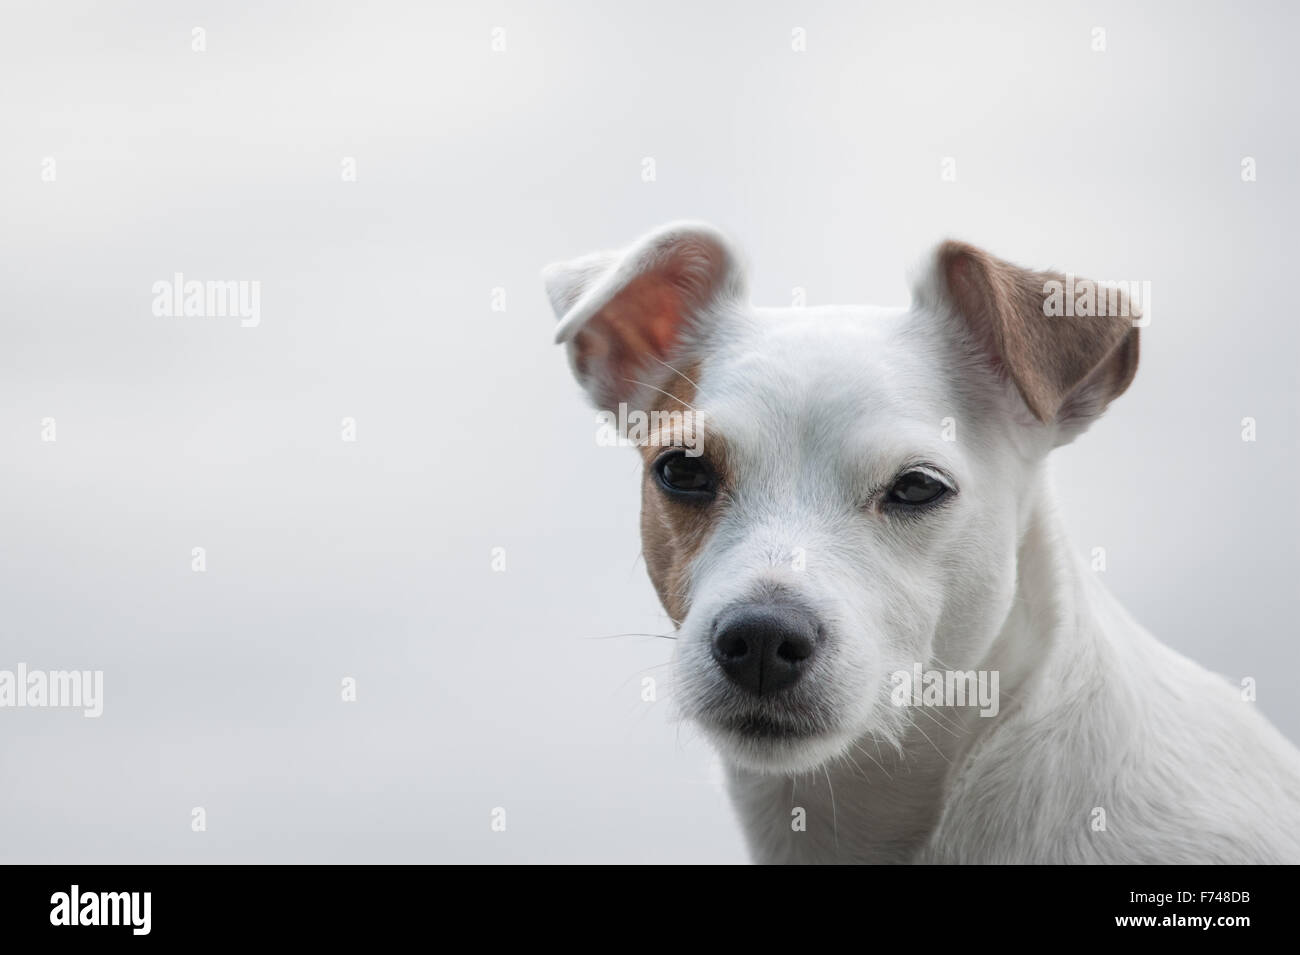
[570,279,683,398]
[940,242,1140,424]
[634,363,724,625]
[549,223,744,414]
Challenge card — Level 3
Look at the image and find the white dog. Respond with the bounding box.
[543,222,1300,864]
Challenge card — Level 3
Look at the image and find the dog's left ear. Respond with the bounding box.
[542,221,746,411]
[924,241,1140,441]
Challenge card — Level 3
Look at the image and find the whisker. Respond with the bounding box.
[905,715,950,764]
[915,706,960,738]
[838,748,871,784]
[852,741,893,781]
[822,764,839,851]
[916,704,962,733]
[645,354,700,390]
[582,632,678,641]
[620,377,697,411]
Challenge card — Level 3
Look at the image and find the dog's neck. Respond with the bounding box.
[724,477,1093,864]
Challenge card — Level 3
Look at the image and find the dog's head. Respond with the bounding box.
[543,222,1139,774]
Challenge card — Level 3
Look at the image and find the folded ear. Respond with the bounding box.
[541,222,746,411]
[925,241,1140,438]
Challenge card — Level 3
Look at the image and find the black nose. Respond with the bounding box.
[711,604,819,696]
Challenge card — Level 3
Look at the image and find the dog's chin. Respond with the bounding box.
[697,713,856,776]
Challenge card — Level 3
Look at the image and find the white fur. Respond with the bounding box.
[545,224,1300,864]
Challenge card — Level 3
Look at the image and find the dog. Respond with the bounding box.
[542,221,1300,863]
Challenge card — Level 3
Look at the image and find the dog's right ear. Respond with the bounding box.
[541,222,746,411]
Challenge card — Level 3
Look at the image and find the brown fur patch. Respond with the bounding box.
[636,362,724,625]
[940,242,1140,423]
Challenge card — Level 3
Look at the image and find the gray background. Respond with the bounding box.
[1,0,1296,862]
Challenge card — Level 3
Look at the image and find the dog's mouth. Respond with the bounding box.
[691,695,855,774]
[711,711,822,741]
[699,706,853,774]
[690,679,838,742]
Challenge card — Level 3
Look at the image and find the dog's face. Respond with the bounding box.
[545,223,1139,774]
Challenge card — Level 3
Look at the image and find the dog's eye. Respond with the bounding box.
[887,470,949,506]
[654,451,715,498]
